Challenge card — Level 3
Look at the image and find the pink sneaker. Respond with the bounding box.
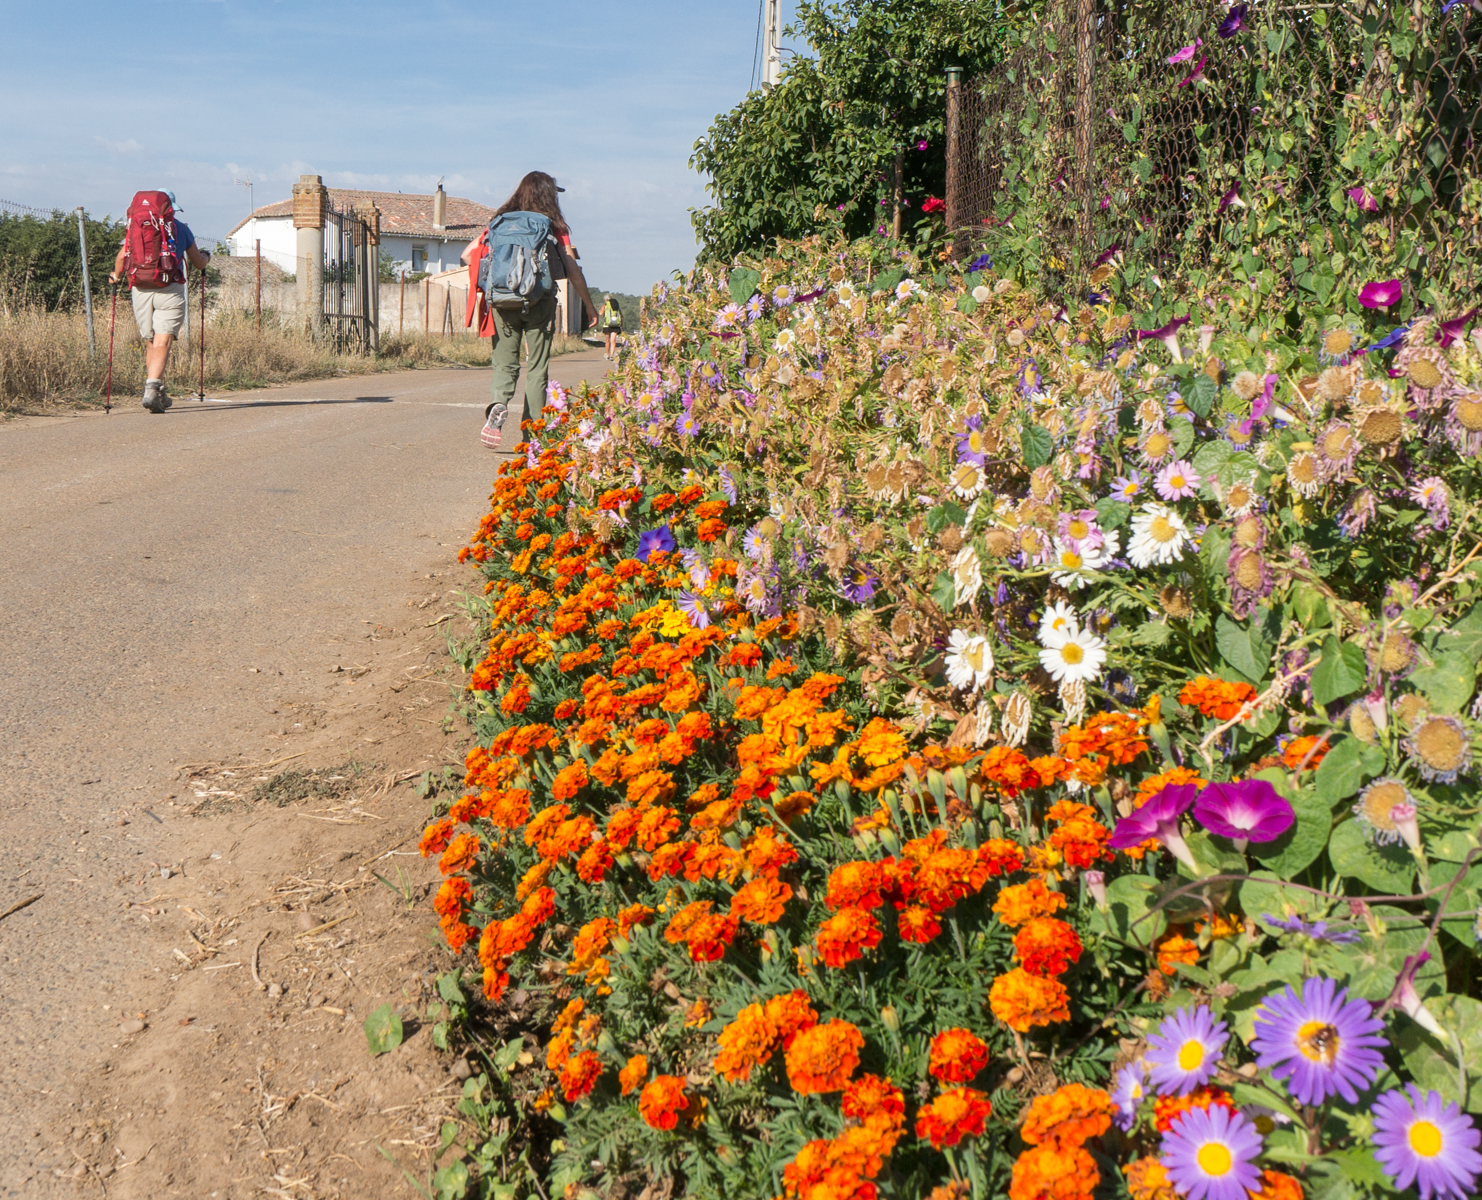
[480,415,502,449]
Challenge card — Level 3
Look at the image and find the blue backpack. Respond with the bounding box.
[479,211,556,311]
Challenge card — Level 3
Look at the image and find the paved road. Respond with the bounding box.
[0,354,607,1196]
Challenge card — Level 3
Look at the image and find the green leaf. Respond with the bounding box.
[1327,819,1416,892]
[1314,736,1386,806]
[1191,440,1232,487]
[1397,994,1482,1112]
[1215,611,1275,684]
[874,267,904,294]
[1252,778,1331,876]
[932,570,956,611]
[1094,498,1130,530]
[1170,418,1196,458]
[1410,650,1476,713]
[728,268,761,305]
[364,1004,405,1056]
[1188,372,1219,418]
[432,1160,470,1200]
[1021,424,1054,469]
[926,502,966,535]
[437,972,466,1005]
[1240,872,1321,926]
[1440,604,1482,664]
[1093,874,1166,945]
[1310,636,1367,705]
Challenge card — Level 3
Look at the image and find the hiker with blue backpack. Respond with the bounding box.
[463,171,598,449]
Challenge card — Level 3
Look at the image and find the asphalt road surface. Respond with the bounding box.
[0,353,607,1196]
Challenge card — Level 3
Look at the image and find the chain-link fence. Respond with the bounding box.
[947,0,1482,302]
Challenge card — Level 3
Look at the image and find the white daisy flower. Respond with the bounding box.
[944,629,994,691]
[836,282,858,306]
[895,279,921,300]
[1038,627,1108,684]
[1127,503,1191,569]
[775,328,797,354]
[1038,600,1081,645]
[951,545,983,608]
[951,461,987,499]
[1048,529,1120,590]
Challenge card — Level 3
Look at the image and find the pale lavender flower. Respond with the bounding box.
[1154,460,1201,501]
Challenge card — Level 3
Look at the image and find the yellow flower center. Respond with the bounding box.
[1060,551,1083,570]
[1361,781,1407,831]
[963,644,986,673]
[1060,642,1085,665]
[1150,515,1177,544]
[1410,1120,1443,1157]
[1296,1020,1341,1063]
[1196,1143,1233,1177]
[1227,484,1252,510]
[1178,1040,1205,1071]
[1408,359,1443,390]
[1146,432,1171,458]
[1067,518,1090,539]
[1324,329,1353,356]
[968,431,985,453]
[1415,718,1468,771]
[1168,473,1186,490]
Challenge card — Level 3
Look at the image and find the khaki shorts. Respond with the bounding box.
[131,283,185,338]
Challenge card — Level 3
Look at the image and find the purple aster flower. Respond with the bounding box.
[1056,508,1104,553]
[1437,307,1478,348]
[1217,4,1248,37]
[676,590,711,629]
[675,411,699,438]
[1251,977,1388,1105]
[718,465,738,504]
[1373,1084,1482,1200]
[1348,185,1380,213]
[1154,459,1201,501]
[957,414,988,466]
[1193,780,1293,847]
[840,564,879,604]
[1412,476,1452,529]
[966,253,992,272]
[1161,1105,1263,1200]
[1109,470,1145,502]
[1338,488,1378,537]
[1168,39,1202,64]
[1112,1061,1147,1131]
[1360,279,1404,308]
[1146,1005,1228,1096]
[1261,914,1362,944]
[1137,315,1191,363]
[1018,359,1045,398]
[742,525,768,560]
[744,293,765,322]
[1108,784,1198,870]
[636,524,675,563]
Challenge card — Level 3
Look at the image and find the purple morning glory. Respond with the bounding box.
[1108,784,1198,869]
[1193,780,1294,846]
[1438,307,1478,348]
[636,524,675,562]
[1362,322,1413,354]
[1177,54,1207,87]
[1252,977,1388,1105]
[966,253,992,272]
[1136,315,1191,363]
[1167,39,1202,64]
[1217,3,1248,37]
[1093,244,1121,267]
[1360,279,1404,308]
[1347,186,1380,213]
[1217,185,1244,213]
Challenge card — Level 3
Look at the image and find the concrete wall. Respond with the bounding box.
[226,219,474,279]
[211,274,484,339]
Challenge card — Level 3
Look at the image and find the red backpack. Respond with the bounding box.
[124,191,183,288]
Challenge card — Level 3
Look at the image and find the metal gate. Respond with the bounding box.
[323,202,378,353]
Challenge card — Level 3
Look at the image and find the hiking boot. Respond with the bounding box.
[156,384,172,411]
[142,381,162,413]
[480,415,503,449]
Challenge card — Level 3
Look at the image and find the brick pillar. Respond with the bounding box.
[292,174,327,333]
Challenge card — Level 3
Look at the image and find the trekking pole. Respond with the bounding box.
[197,267,206,401]
[104,283,117,416]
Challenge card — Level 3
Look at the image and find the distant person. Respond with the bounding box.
[599,294,623,359]
[108,190,211,413]
[463,171,598,450]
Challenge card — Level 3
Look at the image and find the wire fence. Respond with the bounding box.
[948,0,1482,302]
[0,198,64,219]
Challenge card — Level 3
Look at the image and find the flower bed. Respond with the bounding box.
[426,236,1482,1200]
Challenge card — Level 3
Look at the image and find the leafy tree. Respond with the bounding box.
[689,0,1007,261]
[0,211,126,310]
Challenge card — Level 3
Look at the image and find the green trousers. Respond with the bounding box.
[488,294,557,429]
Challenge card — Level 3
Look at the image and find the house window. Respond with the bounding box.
[412,245,427,272]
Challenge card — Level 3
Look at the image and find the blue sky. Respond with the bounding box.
[0,0,802,294]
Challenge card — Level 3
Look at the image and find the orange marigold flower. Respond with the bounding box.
[521,884,556,925]
[842,1074,905,1125]
[980,745,1042,797]
[1156,932,1199,976]
[420,817,456,858]
[524,804,571,850]
[764,990,818,1049]
[619,1054,648,1096]
[684,910,739,962]
[745,826,799,877]
[1249,1169,1304,1200]
[713,1002,777,1083]
[928,1028,990,1084]
[1282,735,1328,772]
[576,838,614,883]
[617,903,656,937]
[550,759,588,802]
[1179,675,1258,721]
[772,789,816,823]
[825,860,890,910]
[855,718,909,767]
[515,858,554,902]
[553,697,580,721]
[1014,917,1084,977]
[559,1050,602,1101]
[635,805,680,851]
[1020,1083,1113,1149]
[977,838,1026,878]
[992,879,1068,928]
[606,807,642,850]
[1124,1155,1179,1200]
[438,832,481,875]
[697,517,727,541]
[1010,1144,1100,1200]
[628,769,677,808]
[731,877,793,924]
[898,904,942,944]
[785,1019,863,1095]
[664,900,714,945]
[988,968,1071,1032]
[915,1087,992,1148]
[638,1075,689,1131]
[815,907,883,968]
[1153,1086,1235,1133]
[694,499,728,519]
[646,841,695,881]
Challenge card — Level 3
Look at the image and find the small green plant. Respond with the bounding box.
[364,1003,404,1056]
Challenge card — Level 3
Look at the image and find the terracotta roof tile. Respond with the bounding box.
[226,189,497,240]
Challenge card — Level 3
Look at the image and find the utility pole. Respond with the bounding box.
[762,0,782,89]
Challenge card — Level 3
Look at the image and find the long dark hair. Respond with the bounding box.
[494,171,568,237]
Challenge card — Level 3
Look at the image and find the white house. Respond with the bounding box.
[225,184,497,278]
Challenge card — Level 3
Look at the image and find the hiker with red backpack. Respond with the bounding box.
[462,172,599,449]
[109,190,212,413]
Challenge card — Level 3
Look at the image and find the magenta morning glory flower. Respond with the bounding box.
[1372,1084,1482,1200]
[1217,185,1245,213]
[1154,459,1201,501]
[1437,307,1478,348]
[1168,38,1202,64]
[1250,977,1388,1105]
[1161,1105,1264,1200]
[1177,54,1207,87]
[1136,315,1191,363]
[1217,4,1248,37]
[1108,783,1198,869]
[1193,779,1293,846]
[636,524,675,562]
[1360,279,1404,308]
[1147,1005,1228,1096]
[1348,185,1380,213]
